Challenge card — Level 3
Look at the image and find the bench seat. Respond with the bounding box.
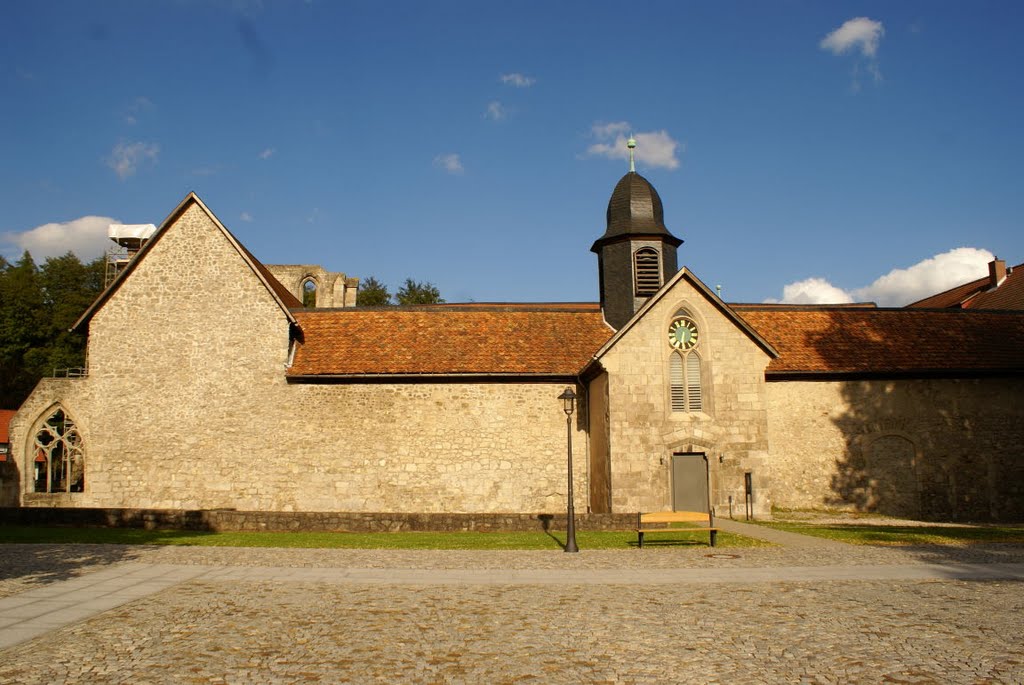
[637,511,717,548]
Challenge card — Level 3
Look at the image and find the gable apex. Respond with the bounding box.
[73,192,301,332]
[589,266,779,365]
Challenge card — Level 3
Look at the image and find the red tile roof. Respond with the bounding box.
[288,304,613,378]
[735,307,1024,376]
[907,262,1024,310]
[0,409,15,443]
[290,303,1024,379]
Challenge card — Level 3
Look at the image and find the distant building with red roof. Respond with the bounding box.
[907,259,1024,310]
[5,163,1023,522]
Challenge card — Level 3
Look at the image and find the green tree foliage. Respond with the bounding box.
[355,276,445,306]
[0,251,104,409]
[395,278,445,305]
[355,276,392,306]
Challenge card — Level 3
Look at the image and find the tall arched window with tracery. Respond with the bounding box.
[667,311,705,413]
[32,407,84,493]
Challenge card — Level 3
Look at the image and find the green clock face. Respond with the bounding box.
[668,317,699,350]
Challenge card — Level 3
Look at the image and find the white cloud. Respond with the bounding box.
[122,96,154,125]
[821,17,884,89]
[854,247,994,306]
[1,215,118,261]
[485,101,507,120]
[258,147,275,160]
[106,140,159,180]
[591,121,630,139]
[240,212,254,222]
[765,277,855,305]
[500,72,535,88]
[585,121,681,170]
[433,153,464,175]
[821,17,884,57]
[767,248,995,306]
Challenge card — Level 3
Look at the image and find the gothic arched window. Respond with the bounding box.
[634,247,662,296]
[670,350,703,412]
[33,407,84,493]
[301,278,318,308]
[667,311,705,413]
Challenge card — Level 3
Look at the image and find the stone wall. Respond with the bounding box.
[595,275,774,515]
[5,378,90,507]
[766,378,1024,521]
[10,201,587,514]
[0,507,636,532]
[264,264,358,308]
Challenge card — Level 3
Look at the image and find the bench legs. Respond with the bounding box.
[636,530,717,548]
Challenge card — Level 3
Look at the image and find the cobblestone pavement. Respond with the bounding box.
[1,544,1023,683]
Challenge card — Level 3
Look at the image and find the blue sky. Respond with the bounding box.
[2,1,1022,306]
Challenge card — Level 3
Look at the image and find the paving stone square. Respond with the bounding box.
[1,536,1023,683]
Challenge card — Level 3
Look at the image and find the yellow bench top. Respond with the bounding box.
[639,511,713,524]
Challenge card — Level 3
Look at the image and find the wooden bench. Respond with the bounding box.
[637,511,717,548]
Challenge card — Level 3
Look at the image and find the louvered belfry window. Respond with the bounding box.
[634,247,662,296]
[670,351,704,413]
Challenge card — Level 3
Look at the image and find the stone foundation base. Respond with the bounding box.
[0,507,638,533]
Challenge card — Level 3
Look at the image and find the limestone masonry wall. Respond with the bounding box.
[766,378,1024,521]
[11,203,584,514]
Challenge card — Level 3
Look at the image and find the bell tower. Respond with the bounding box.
[591,137,683,329]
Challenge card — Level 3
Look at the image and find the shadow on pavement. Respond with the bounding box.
[0,543,144,588]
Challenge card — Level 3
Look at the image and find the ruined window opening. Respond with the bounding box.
[301,278,318,308]
[634,247,662,296]
[32,407,84,493]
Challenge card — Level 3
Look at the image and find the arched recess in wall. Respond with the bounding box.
[30,405,85,493]
[666,306,710,414]
[301,277,318,308]
[863,433,921,518]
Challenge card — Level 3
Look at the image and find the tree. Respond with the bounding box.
[356,276,392,306]
[0,252,45,407]
[395,278,445,305]
[0,251,104,409]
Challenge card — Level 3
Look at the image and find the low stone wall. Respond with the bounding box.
[0,508,638,533]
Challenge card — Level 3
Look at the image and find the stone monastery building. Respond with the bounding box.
[4,158,1024,521]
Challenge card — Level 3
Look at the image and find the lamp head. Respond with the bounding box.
[558,387,577,416]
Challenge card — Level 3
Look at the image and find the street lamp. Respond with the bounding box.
[558,387,580,553]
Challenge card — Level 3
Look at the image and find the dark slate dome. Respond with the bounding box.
[591,172,682,252]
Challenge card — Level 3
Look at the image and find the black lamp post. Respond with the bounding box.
[558,387,580,553]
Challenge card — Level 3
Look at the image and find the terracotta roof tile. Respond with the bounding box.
[735,307,1024,375]
[0,409,15,443]
[289,305,612,377]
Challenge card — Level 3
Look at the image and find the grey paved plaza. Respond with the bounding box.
[1,524,1023,683]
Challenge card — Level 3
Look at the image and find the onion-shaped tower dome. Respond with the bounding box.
[590,136,684,329]
[591,170,682,252]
